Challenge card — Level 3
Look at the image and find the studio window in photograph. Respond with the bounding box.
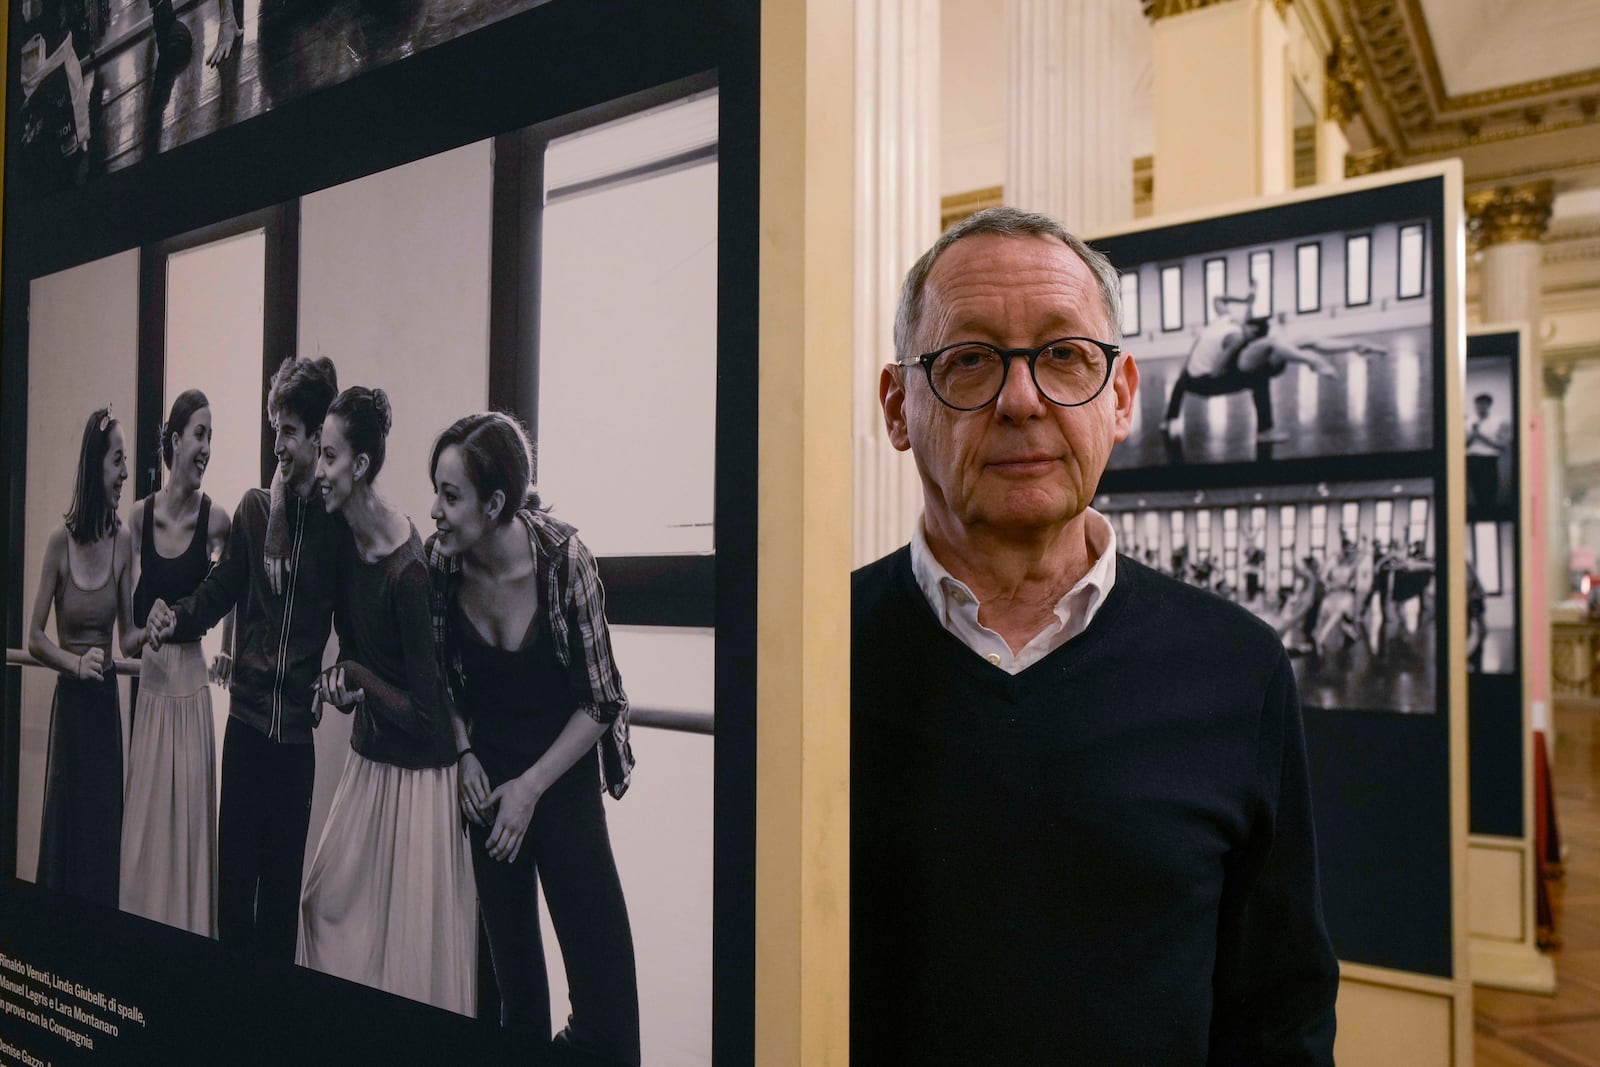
[1160,265,1183,332]
[1204,257,1227,324]
[1120,271,1141,337]
[1346,234,1372,307]
[1398,223,1426,300]
[1296,242,1321,314]
[1248,250,1273,318]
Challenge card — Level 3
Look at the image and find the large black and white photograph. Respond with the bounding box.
[14,0,553,199]
[1466,520,1516,676]
[1095,479,1438,714]
[1465,352,1516,519]
[8,84,719,1065]
[1103,218,1434,470]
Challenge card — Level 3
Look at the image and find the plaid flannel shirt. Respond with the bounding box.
[427,509,634,799]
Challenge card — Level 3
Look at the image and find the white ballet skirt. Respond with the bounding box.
[119,640,217,937]
[297,749,477,1016]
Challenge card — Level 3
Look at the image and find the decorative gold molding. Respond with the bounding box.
[1133,156,1154,218]
[1345,142,1395,178]
[940,186,1004,233]
[1339,0,1600,156]
[1544,363,1574,400]
[1142,0,1231,21]
[1325,33,1364,124]
[1465,181,1555,248]
[1272,0,1292,18]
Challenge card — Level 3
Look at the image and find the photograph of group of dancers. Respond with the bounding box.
[24,364,643,1064]
[1108,219,1433,469]
[1096,481,1438,714]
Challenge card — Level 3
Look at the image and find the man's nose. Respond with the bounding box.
[994,353,1047,420]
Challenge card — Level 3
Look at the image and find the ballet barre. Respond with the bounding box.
[6,648,142,676]
[5,649,709,732]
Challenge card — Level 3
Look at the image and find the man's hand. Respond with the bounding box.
[145,598,176,652]
[209,651,233,688]
[312,664,365,710]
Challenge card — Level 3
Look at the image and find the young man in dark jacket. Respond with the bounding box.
[147,356,342,960]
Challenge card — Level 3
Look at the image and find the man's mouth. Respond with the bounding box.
[989,454,1057,474]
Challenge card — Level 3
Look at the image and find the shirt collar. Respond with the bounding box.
[909,508,1119,631]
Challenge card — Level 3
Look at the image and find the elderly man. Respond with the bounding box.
[852,207,1338,1064]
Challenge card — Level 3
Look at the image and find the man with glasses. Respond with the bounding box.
[852,207,1338,1064]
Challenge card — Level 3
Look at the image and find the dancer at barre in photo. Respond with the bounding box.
[146,356,344,962]
[122,390,230,937]
[427,412,641,1065]
[1466,392,1511,513]
[295,387,476,1016]
[28,406,138,907]
[1311,538,1365,657]
[1161,287,1388,443]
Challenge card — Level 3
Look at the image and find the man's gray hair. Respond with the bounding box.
[893,206,1124,361]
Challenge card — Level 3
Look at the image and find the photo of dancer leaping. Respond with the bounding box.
[1159,284,1388,444]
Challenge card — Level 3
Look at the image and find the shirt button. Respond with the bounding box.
[986,653,1002,666]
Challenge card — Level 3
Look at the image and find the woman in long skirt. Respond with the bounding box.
[295,386,475,1015]
[120,389,231,936]
[28,406,138,907]
[427,412,640,1064]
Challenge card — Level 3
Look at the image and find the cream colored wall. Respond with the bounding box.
[16,251,141,881]
[939,0,1004,198]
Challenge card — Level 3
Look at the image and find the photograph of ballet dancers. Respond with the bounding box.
[1095,479,1439,714]
[1465,354,1517,519]
[13,0,553,197]
[7,84,719,1066]
[1102,218,1434,470]
[1466,520,1516,676]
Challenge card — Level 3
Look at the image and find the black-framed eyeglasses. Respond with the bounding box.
[895,337,1121,411]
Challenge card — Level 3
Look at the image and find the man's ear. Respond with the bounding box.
[1111,351,1140,444]
[881,365,912,452]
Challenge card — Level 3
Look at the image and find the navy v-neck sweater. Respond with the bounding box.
[851,549,1338,1065]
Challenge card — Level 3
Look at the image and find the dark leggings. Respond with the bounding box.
[1165,368,1276,432]
[217,716,315,961]
[472,749,640,1066]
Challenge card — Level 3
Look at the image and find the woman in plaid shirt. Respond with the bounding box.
[427,412,639,1066]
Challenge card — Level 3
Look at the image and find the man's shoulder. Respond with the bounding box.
[230,487,270,527]
[1116,554,1285,659]
[852,546,912,603]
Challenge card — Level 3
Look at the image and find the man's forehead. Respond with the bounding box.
[923,233,1105,336]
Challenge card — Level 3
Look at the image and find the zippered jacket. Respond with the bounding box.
[172,487,344,744]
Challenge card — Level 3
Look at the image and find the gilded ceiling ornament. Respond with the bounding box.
[1141,0,1231,21]
[1325,34,1364,124]
[1344,143,1395,177]
[1465,181,1555,248]
[1544,363,1573,400]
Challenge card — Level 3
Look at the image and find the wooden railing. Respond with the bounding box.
[4,649,711,734]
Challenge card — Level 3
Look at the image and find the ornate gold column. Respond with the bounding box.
[1005,0,1141,231]
[1146,0,1291,214]
[1469,182,1560,582]
[854,0,940,565]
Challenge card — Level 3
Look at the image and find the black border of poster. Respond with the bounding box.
[1,0,760,1062]
[1466,328,1525,839]
[1090,174,1455,978]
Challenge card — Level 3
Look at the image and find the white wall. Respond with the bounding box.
[17,251,142,881]
[940,0,1004,197]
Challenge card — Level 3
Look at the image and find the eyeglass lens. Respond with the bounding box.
[929,340,1108,409]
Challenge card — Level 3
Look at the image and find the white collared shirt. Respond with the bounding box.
[910,509,1119,675]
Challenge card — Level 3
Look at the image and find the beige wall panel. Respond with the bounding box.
[1467,840,1526,941]
[1335,978,1454,1067]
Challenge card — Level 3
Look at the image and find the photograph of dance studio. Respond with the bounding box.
[15,0,552,197]
[11,85,718,1065]
[1095,479,1438,713]
[1465,352,1517,519]
[1107,218,1434,470]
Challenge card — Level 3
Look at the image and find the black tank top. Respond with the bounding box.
[455,600,580,767]
[134,493,213,628]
